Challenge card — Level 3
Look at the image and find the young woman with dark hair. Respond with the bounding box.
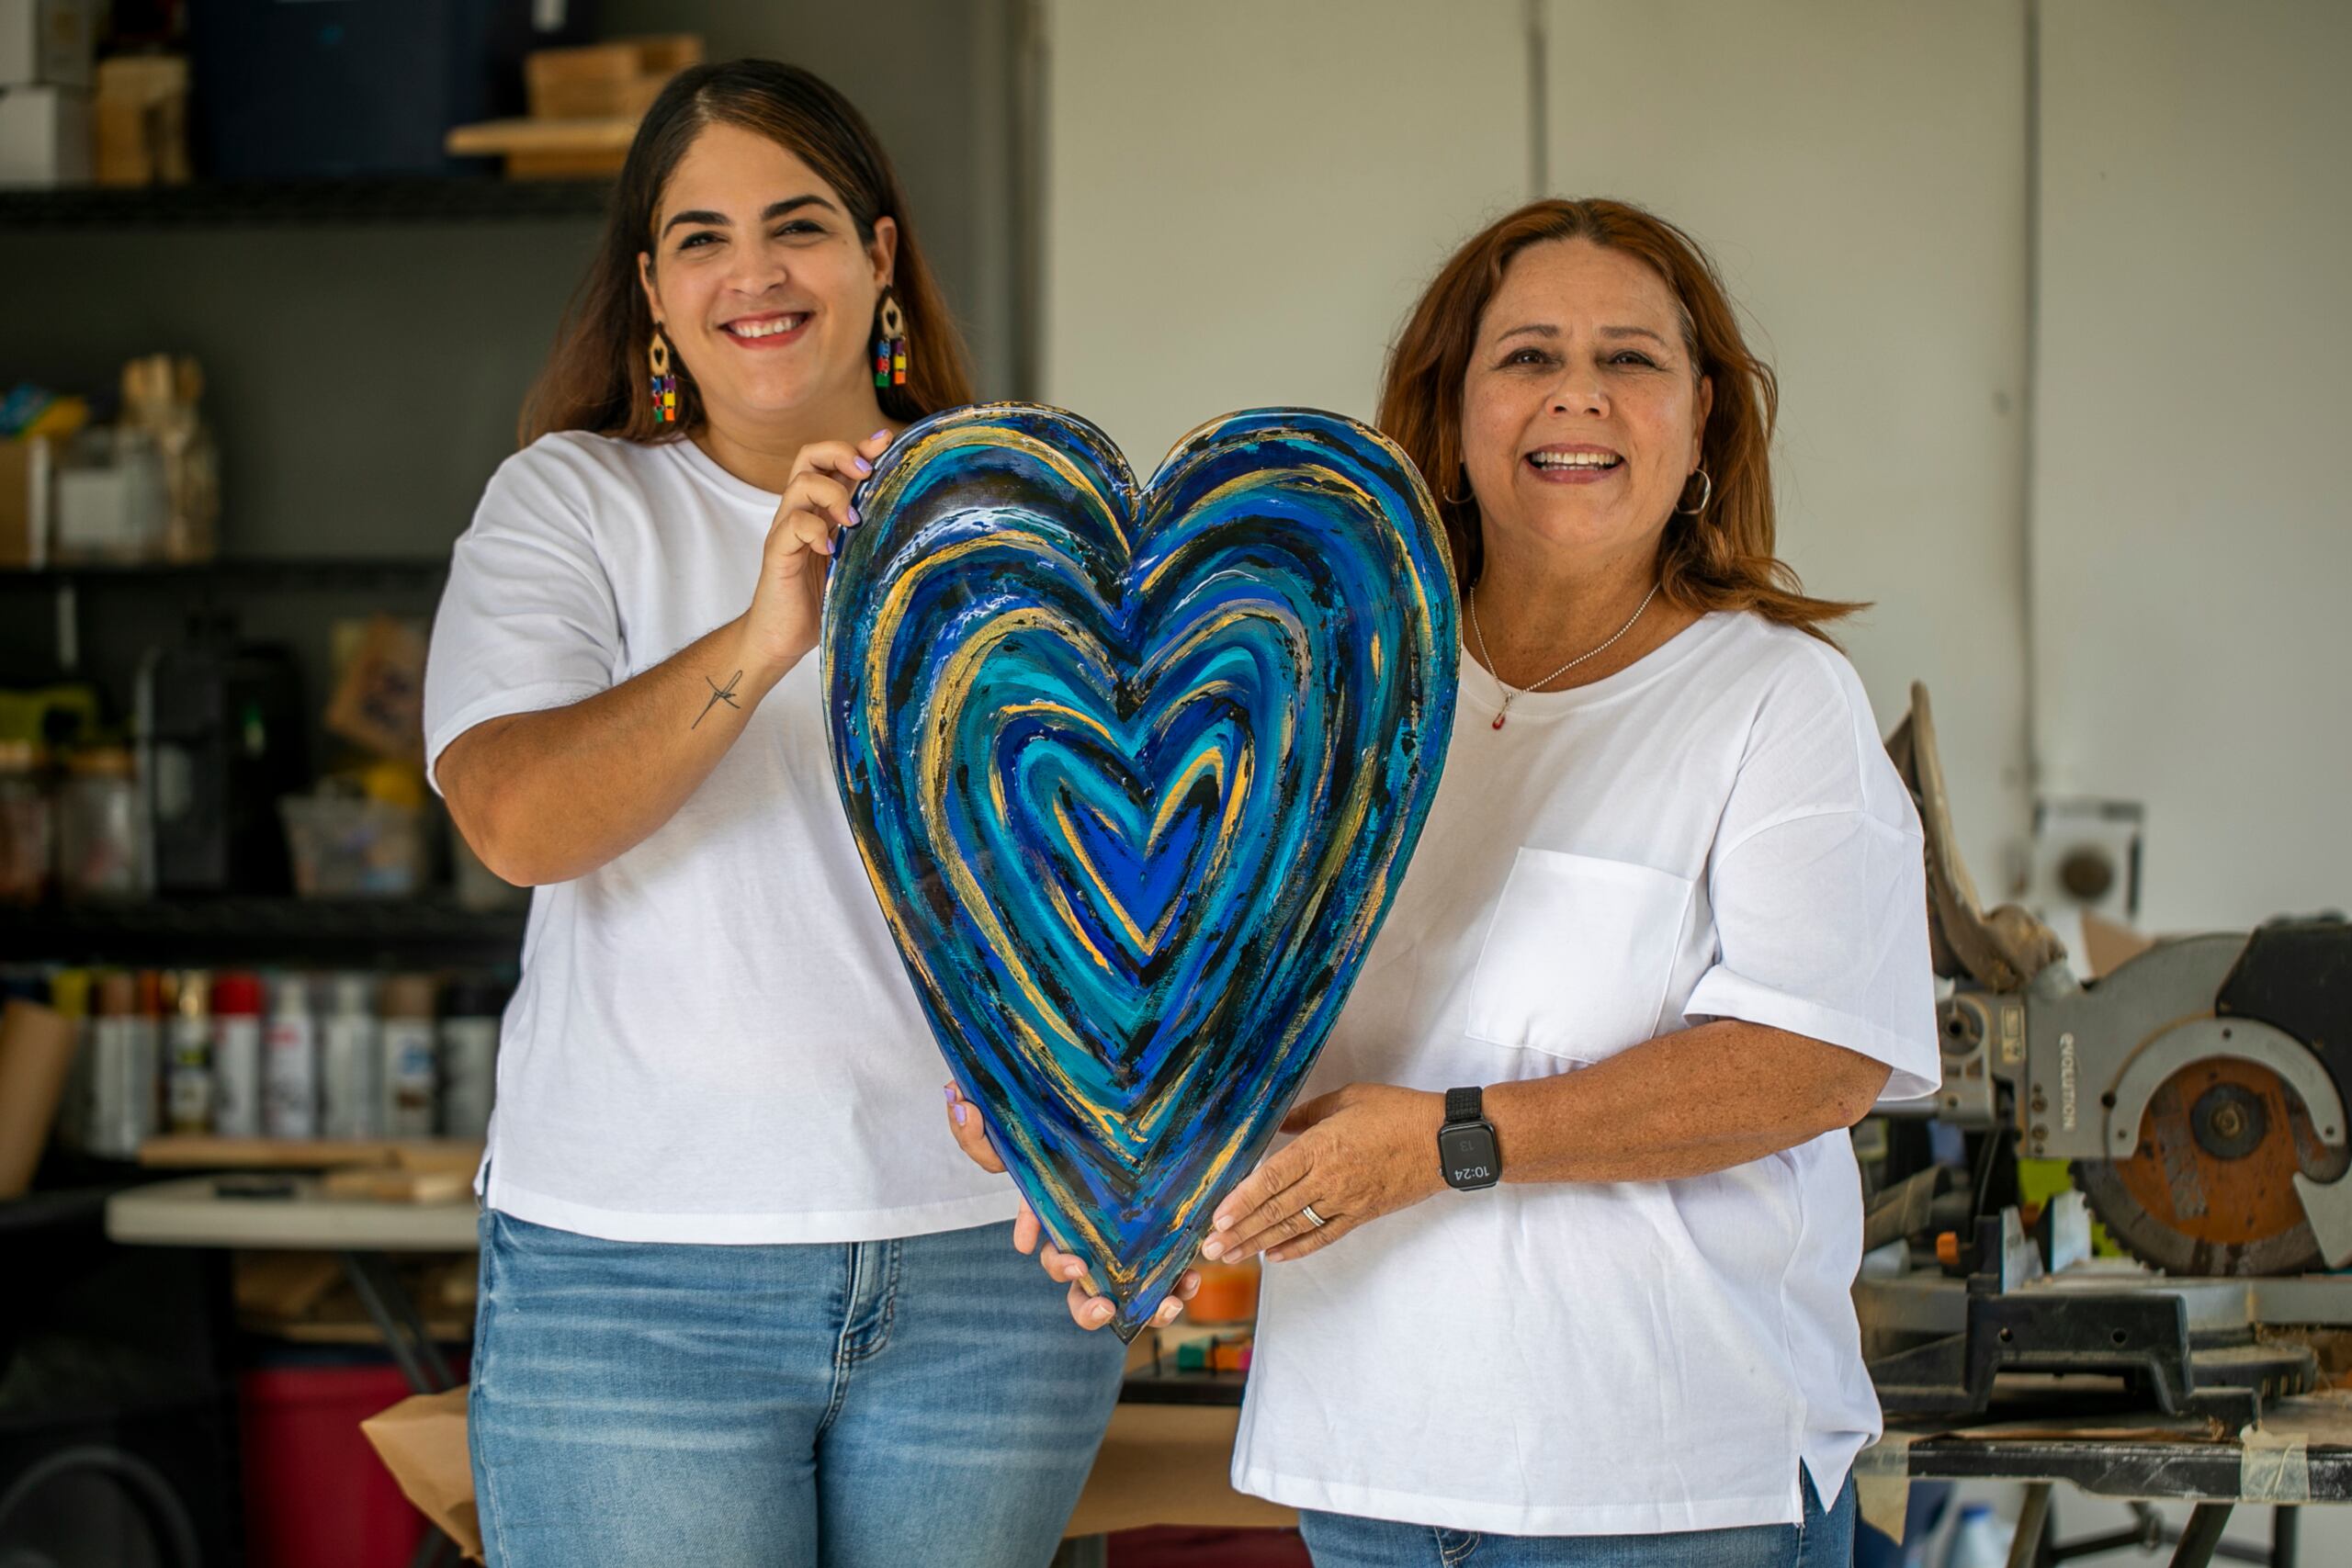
[425,60,1124,1568]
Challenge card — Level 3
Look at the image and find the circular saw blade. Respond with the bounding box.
[2073,1055,2349,1276]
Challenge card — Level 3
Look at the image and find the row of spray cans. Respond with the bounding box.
[39,968,509,1158]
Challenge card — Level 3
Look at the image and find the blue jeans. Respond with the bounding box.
[469,1210,1126,1567]
[1299,1470,1856,1568]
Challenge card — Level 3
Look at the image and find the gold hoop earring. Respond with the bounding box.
[1442,468,1475,506]
[649,328,676,424]
[1675,467,1713,515]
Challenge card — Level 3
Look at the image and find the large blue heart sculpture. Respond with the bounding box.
[822,403,1457,1336]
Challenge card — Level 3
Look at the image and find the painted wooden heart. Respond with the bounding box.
[822,403,1457,1336]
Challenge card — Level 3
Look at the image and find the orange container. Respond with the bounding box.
[1187,1259,1260,1325]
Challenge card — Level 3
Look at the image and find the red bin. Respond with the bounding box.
[239,1364,432,1568]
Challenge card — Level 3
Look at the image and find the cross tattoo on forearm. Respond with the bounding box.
[692,670,743,730]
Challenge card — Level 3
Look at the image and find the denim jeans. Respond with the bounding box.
[1299,1470,1856,1568]
[469,1209,1126,1567]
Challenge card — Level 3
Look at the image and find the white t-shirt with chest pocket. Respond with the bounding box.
[1231,609,1939,1536]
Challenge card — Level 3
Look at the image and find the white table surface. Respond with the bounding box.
[105,1175,480,1252]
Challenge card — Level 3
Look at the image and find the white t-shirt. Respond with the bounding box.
[1231,610,1939,1536]
[423,430,1019,1244]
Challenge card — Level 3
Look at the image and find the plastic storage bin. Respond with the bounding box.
[239,1362,428,1568]
[279,796,424,897]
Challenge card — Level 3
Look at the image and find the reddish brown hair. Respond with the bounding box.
[520,60,974,445]
[1378,197,1860,637]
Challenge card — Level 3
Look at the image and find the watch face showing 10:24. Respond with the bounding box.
[1440,1123,1499,1190]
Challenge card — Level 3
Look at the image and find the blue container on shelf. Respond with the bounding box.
[187,0,593,180]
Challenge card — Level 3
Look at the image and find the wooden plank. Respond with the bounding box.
[139,1135,482,1171]
[107,1175,479,1251]
[322,1166,474,1204]
[444,118,639,157]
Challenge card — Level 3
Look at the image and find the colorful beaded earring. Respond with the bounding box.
[873,289,908,389]
[649,328,677,424]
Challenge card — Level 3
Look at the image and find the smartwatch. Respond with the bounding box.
[1438,1086,1500,1190]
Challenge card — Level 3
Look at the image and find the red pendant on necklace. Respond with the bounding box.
[1491,713,1507,730]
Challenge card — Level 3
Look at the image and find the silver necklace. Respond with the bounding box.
[1467,581,1659,729]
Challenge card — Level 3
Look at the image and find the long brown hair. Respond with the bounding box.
[1378,197,1860,637]
[520,59,975,445]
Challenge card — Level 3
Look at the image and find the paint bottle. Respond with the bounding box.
[262,972,319,1139]
[165,968,214,1134]
[1941,1504,2016,1568]
[321,972,383,1141]
[131,973,164,1146]
[379,974,439,1138]
[209,971,264,1138]
[87,971,153,1158]
[439,976,505,1141]
[46,968,94,1151]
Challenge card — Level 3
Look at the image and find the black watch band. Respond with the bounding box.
[1437,1085,1499,1190]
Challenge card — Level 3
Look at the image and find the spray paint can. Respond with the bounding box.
[210,972,264,1138]
[88,971,157,1158]
[262,973,319,1139]
[380,974,439,1138]
[165,968,213,1134]
[47,968,94,1151]
[321,972,383,1141]
[439,976,505,1141]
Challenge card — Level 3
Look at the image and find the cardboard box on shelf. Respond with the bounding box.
[0,81,90,185]
[524,35,700,119]
[93,52,188,186]
[0,434,53,568]
[522,41,639,120]
[452,34,703,180]
[0,0,94,89]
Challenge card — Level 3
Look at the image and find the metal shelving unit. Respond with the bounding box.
[0,177,612,230]
[0,558,450,591]
[0,557,451,674]
[0,183,567,972]
[0,896,526,968]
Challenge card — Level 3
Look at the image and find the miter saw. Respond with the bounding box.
[1857,684,2352,1425]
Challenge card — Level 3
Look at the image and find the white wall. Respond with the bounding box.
[1041,0,2034,886]
[2031,0,2352,931]
[1035,2,2352,1556]
[2029,4,2352,1551]
[1039,0,1530,467]
[1543,0,2034,902]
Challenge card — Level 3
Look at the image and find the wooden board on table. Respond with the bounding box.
[140,1136,484,1173]
[322,1166,475,1204]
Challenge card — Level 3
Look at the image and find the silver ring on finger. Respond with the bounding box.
[1300,1202,1329,1229]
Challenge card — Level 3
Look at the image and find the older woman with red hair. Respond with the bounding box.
[958,197,1939,1567]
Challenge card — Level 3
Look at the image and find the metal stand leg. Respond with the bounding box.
[2270,1506,2296,1568]
[2171,1505,2235,1568]
[2007,1483,2054,1568]
[340,1249,454,1394]
[338,1251,463,1565]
